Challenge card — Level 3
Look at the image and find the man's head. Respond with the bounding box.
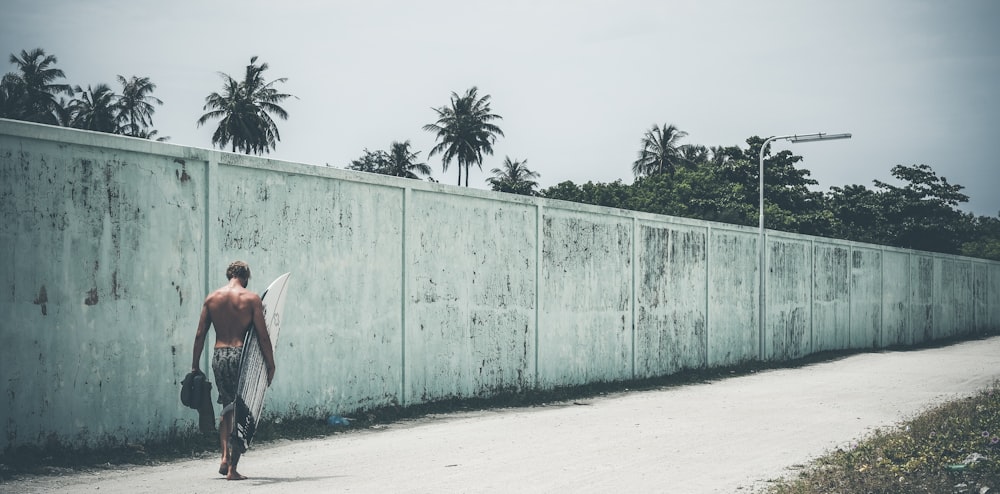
[226,261,251,286]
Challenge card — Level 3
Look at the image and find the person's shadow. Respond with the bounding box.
[216,475,345,485]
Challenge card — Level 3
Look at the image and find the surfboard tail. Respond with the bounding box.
[230,397,256,454]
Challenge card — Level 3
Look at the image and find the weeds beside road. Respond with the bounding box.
[767,381,1000,493]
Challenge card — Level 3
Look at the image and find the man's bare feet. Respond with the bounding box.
[226,469,248,481]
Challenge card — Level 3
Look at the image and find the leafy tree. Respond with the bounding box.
[487,156,540,196]
[540,180,588,203]
[717,136,832,236]
[116,75,162,138]
[872,164,973,253]
[384,140,432,179]
[197,56,294,155]
[1,48,71,125]
[68,83,118,132]
[541,179,633,210]
[423,86,504,186]
[679,144,710,169]
[632,123,688,177]
[961,214,1000,261]
[346,141,432,180]
[347,148,389,174]
[826,164,977,255]
[827,184,886,245]
[629,165,755,225]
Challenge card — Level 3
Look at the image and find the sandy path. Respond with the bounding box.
[6,336,1000,493]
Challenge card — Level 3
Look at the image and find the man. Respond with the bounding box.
[191,261,276,480]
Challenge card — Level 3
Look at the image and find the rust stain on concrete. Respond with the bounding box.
[33,285,48,316]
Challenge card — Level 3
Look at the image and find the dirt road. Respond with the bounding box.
[6,336,1000,493]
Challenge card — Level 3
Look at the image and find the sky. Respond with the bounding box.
[3,0,999,216]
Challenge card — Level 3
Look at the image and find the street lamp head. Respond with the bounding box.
[788,132,852,143]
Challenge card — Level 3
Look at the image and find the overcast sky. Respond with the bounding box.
[4,0,999,216]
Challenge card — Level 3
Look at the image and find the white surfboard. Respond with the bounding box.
[230,272,290,454]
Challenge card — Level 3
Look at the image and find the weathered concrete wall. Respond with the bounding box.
[706,228,759,367]
[850,247,882,349]
[1,128,205,450]
[539,208,633,387]
[812,242,850,352]
[2,119,999,452]
[635,221,709,378]
[405,191,537,402]
[766,235,812,360]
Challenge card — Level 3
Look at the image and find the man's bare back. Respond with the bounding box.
[204,283,263,348]
[192,278,276,383]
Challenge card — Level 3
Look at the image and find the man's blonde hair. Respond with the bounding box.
[226,261,251,281]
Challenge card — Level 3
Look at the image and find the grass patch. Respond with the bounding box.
[766,382,1000,493]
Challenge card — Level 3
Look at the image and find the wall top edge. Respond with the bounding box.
[0,117,218,162]
[3,118,997,267]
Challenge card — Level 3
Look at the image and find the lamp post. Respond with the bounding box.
[757,132,851,360]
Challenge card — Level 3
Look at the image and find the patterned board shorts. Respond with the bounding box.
[212,346,243,407]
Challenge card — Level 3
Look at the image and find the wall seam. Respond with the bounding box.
[704,224,711,368]
[535,203,543,389]
[848,245,853,350]
[809,239,815,355]
[400,187,410,406]
[631,216,638,380]
[880,247,885,348]
[203,152,219,372]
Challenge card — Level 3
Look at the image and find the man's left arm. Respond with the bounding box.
[251,296,277,385]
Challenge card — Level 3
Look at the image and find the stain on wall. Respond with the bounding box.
[636,223,707,377]
[539,210,631,387]
[707,229,758,367]
[768,237,811,360]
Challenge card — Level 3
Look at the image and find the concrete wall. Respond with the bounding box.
[2,119,998,451]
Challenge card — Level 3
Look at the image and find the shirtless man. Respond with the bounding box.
[191,261,276,480]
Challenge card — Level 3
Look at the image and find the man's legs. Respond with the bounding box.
[217,409,247,480]
[218,411,231,475]
[212,346,247,480]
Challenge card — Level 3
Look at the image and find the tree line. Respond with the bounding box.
[2,48,997,260]
[541,127,1000,261]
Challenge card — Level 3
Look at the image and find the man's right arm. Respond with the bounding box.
[191,302,211,372]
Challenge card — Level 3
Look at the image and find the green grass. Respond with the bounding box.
[766,382,1000,493]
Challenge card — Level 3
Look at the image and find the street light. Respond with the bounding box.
[757,132,851,360]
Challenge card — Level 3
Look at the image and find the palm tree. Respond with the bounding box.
[487,156,540,196]
[632,123,688,178]
[679,144,709,167]
[2,48,72,125]
[116,75,162,137]
[197,56,293,155]
[423,86,504,186]
[136,128,170,142]
[68,83,118,133]
[384,140,432,179]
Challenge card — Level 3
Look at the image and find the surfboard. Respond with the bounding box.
[229,272,290,454]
